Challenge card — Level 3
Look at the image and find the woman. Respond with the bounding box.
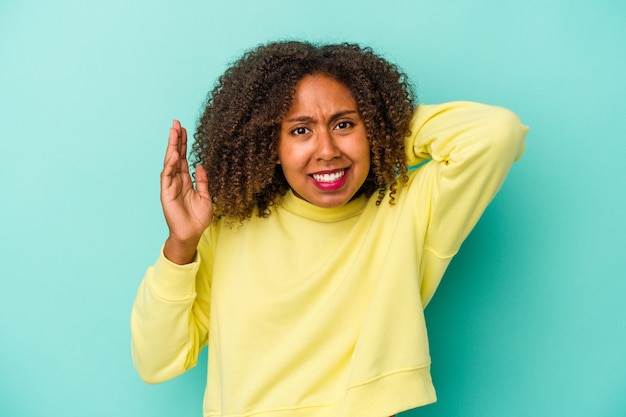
[131,40,528,417]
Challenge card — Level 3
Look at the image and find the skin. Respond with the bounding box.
[161,120,213,265]
[161,74,371,264]
[160,78,396,417]
[278,74,370,208]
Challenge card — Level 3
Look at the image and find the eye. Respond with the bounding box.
[291,126,310,135]
[335,121,353,130]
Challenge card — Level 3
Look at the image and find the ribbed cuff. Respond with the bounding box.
[148,247,200,300]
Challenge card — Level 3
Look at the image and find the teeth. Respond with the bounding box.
[312,170,345,183]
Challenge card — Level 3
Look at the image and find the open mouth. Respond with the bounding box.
[311,169,346,183]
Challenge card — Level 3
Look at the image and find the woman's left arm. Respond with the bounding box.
[406,101,529,304]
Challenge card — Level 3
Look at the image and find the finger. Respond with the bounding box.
[179,127,190,175]
[181,125,187,159]
[164,120,181,167]
[175,121,185,167]
[161,149,179,190]
[195,164,211,201]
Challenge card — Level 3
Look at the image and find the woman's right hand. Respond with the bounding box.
[160,120,213,264]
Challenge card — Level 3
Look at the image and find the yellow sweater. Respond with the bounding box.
[131,102,528,417]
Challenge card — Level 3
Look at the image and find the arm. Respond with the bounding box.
[130,244,211,383]
[130,243,212,383]
[407,102,528,305]
[131,120,214,383]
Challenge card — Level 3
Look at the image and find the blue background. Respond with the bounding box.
[1,1,625,416]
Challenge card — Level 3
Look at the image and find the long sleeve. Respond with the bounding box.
[130,235,214,383]
[407,102,528,305]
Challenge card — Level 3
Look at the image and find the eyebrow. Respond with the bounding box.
[285,110,359,123]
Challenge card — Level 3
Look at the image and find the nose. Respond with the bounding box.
[316,129,340,161]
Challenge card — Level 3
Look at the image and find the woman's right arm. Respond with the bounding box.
[130,120,214,383]
[130,241,213,384]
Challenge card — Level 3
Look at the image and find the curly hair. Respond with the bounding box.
[191,40,416,222]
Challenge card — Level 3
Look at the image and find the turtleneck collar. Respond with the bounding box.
[280,189,368,223]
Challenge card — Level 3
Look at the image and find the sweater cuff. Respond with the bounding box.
[148,247,200,301]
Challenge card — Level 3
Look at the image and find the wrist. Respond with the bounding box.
[163,236,200,265]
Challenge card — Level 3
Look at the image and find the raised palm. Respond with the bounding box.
[160,120,213,263]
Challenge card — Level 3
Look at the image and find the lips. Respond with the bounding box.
[309,168,349,191]
[311,169,346,183]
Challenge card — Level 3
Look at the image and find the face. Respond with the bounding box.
[277,74,370,208]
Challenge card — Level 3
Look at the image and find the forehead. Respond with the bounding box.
[286,74,357,115]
